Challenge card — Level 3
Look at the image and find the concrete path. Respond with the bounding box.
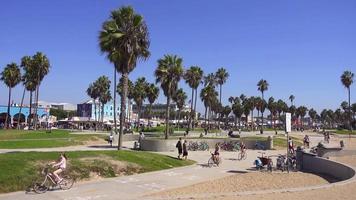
[0,149,284,200]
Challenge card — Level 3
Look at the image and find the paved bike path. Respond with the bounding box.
[0,150,284,200]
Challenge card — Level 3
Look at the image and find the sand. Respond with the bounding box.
[150,137,356,200]
[150,172,330,198]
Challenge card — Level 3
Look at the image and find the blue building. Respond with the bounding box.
[0,105,49,125]
[77,100,122,122]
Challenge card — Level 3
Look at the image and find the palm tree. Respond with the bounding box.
[146,83,159,128]
[242,97,253,131]
[297,106,308,130]
[173,88,187,130]
[249,96,256,131]
[308,108,317,128]
[254,97,262,128]
[1,63,21,128]
[17,56,33,129]
[96,76,111,128]
[99,6,150,149]
[215,68,229,129]
[132,77,148,131]
[341,101,349,112]
[32,52,50,130]
[184,66,203,130]
[222,105,231,126]
[117,77,134,124]
[257,79,269,134]
[341,70,354,133]
[232,100,244,131]
[289,95,295,106]
[267,97,275,130]
[200,85,218,130]
[155,55,183,139]
[86,83,100,130]
[204,73,216,87]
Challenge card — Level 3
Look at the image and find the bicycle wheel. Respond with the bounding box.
[33,180,49,194]
[59,175,74,190]
[208,158,214,167]
[237,152,242,160]
[242,152,247,160]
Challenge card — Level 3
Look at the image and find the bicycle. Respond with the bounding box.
[29,165,74,194]
[207,153,222,167]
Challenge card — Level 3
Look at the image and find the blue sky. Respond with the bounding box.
[0,0,355,114]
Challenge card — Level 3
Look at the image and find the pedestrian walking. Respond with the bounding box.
[176,138,183,159]
[182,140,188,160]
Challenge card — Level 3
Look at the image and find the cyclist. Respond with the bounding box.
[50,152,67,183]
[212,143,220,163]
[240,141,246,153]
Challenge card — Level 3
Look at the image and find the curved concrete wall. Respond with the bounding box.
[299,151,355,181]
[140,137,272,152]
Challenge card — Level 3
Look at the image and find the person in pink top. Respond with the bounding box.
[50,152,67,183]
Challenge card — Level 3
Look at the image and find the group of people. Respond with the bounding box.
[176,138,188,160]
[175,138,247,164]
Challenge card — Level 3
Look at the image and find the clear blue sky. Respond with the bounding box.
[0,0,355,114]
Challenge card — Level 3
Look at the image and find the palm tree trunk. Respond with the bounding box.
[218,84,222,129]
[29,91,33,128]
[165,96,171,139]
[189,88,194,130]
[113,67,117,135]
[118,72,128,150]
[261,92,264,134]
[17,88,26,129]
[204,106,207,128]
[94,99,97,131]
[137,104,141,131]
[177,110,181,131]
[102,103,105,131]
[148,103,152,130]
[5,88,11,129]
[349,87,352,134]
[257,110,260,129]
[34,85,40,130]
[208,107,211,130]
[193,88,198,130]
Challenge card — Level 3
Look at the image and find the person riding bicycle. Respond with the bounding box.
[303,135,310,148]
[288,137,295,154]
[212,143,220,163]
[50,152,67,183]
[239,141,246,153]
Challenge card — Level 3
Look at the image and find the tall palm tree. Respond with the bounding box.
[254,97,262,128]
[132,77,148,131]
[95,76,111,128]
[267,97,275,130]
[184,66,203,130]
[341,70,354,133]
[232,100,244,131]
[289,95,295,106]
[155,55,183,139]
[32,52,50,130]
[173,88,187,129]
[257,79,269,134]
[146,83,159,128]
[308,108,317,128]
[249,96,256,131]
[86,83,100,130]
[215,68,229,129]
[200,84,218,130]
[117,77,134,124]
[242,97,252,131]
[204,73,216,87]
[1,63,21,128]
[99,6,150,149]
[17,56,33,129]
[297,106,308,130]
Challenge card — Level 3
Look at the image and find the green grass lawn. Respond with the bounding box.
[273,136,303,148]
[0,129,105,149]
[334,129,355,135]
[0,150,195,193]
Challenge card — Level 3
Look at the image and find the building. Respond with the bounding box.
[36,101,76,111]
[131,103,178,113]
[77,100,125,122]
[0,105,49,125]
